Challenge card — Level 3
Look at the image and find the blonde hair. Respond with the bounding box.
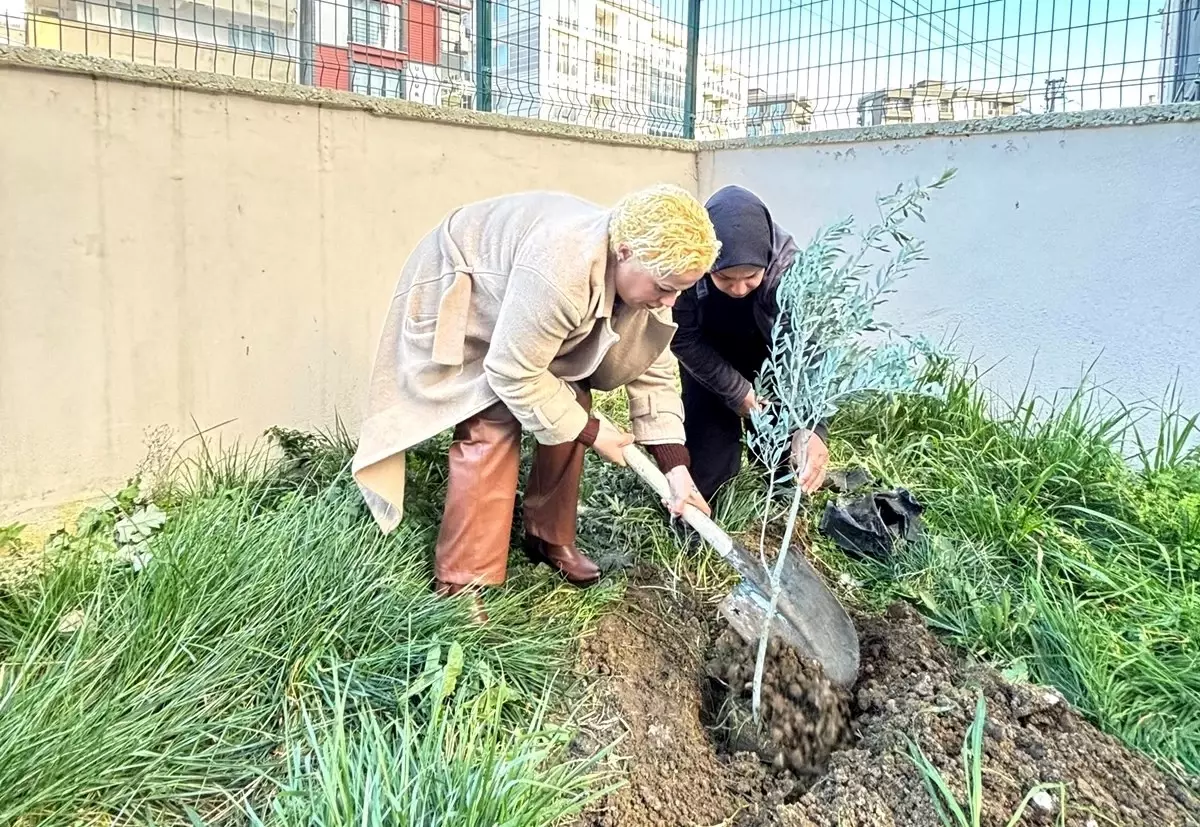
[609,184,721,280]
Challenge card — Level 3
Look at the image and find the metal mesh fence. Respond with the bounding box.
[701,0,1199,137]
[2,0,1197,138]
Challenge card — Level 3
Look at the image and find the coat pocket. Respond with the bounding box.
[532,390,581,434]
[403,314,439,345]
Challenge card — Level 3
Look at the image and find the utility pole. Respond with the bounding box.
[1044,78,1066,112]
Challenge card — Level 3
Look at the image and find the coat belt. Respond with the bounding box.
[431,218,473,367]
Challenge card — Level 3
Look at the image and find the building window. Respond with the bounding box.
[109,0,133,28]
[650,67,683,109]
[496,43,509,68]
[440,7,466,68]
[351,0,383,46]
[595,6,616,43]
[630,55,648,101]
[556,0,577,29]
[228,23,274,52]
[494,3,508,25]
[554,31,578,78]
[350,0,402,51]
[134,3,157,33]
[592,44,615,86]
[229,24,253,49]
[351,62,403,98]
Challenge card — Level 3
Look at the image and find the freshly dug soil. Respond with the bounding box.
[779,602,1200,827]
[702,628,849,781]
[572,570,1200,827]
[574,567,792,826]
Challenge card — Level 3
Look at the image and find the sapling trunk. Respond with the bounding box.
[750,439,807,720]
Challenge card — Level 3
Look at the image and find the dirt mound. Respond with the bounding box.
[781,602,1200,827]
[573,571,1199,827]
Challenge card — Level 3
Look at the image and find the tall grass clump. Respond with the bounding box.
[252,659,614,826]
[824,359,1200,774]
[0,432,618,825]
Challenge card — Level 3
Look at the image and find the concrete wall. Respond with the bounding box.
[0,48,697,520]
[699,108,1200,431]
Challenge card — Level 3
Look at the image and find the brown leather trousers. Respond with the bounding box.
[434,385,591,586]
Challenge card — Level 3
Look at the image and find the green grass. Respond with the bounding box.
[2,359,1197,824]
[907,692,1067,827]
[768,359,1200,776]
[0,431,628,825]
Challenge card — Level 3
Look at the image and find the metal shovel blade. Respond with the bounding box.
[716,539,860,689]
[605,422,861,689]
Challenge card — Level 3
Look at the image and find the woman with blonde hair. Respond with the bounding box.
[352,185,720,620]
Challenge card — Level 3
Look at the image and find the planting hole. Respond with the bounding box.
[700,625,850,791]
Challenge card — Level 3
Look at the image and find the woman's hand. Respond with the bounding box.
[663,466,712,517]
[790,429,830,493]
[591,417,635,465]
[737,389,768,418]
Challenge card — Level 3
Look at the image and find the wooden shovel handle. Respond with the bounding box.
[593,411,738,561]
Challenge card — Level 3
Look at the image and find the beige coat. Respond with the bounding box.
[352,190,687,533]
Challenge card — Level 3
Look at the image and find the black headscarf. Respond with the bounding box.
[705,185,775,272]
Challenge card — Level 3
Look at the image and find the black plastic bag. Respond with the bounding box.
[818,487,924,562]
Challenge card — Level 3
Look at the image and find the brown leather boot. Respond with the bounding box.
[521,384,598,587]
[433,579,489,624]
[433,402,522,592]
[522,535,601,587]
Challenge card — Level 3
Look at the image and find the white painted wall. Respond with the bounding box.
[700,118,1200,429]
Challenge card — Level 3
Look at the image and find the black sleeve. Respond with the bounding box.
[671,287,753,412]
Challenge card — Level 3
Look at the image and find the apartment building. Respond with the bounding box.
[643,16,684,136]
[1162,0,1199,103]
[490,0,745,136]
[644,19,746,139]
[20,0,297,82]
[745,87,811,137]
[313,0,473,107]
[11,0,745,130]
[857,80,1025,126]
[697,57,747,140]
[492,0,657,131]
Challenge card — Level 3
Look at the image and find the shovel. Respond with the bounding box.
[600,414,861,689]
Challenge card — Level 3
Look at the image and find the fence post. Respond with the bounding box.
[298,0,315,85]
[475,0,493,112]
[682,0,700,138]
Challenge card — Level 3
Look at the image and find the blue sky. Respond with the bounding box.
[693,0,1165,125]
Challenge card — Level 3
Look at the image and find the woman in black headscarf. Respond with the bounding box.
[670,185,830,503]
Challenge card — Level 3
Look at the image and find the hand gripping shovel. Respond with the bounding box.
[601,416,861,689]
